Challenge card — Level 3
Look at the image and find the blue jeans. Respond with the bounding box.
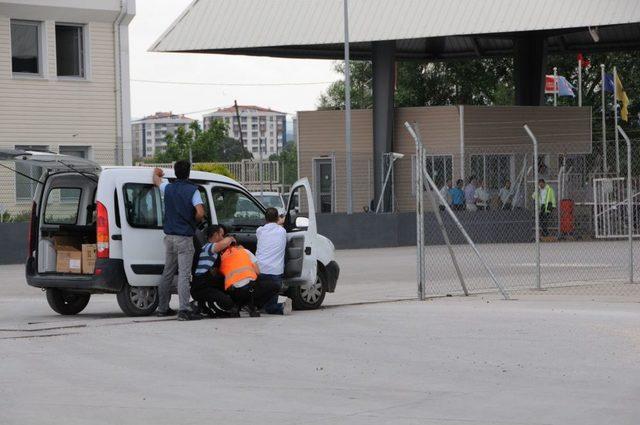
[259,273,283,314]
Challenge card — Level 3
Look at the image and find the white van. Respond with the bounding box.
[0,149,339,316]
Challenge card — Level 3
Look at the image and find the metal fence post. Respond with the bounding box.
[524,125,542,290]
[415,137,426,300]
[406,122,510,300]
[617,125,634,284]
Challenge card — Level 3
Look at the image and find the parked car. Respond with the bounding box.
[0,149,339,316]
[251,191,286,216]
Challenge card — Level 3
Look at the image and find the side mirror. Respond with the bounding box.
[295,216,310,229]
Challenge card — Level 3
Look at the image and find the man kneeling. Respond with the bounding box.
[220,244,280,317]
[191,225,237,317]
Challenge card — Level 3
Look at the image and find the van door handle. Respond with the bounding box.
[305,247,312,255]
[112,234,122,240]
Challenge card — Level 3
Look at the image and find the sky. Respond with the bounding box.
[128,0,339,121]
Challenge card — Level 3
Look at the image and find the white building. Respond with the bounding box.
[0,0,135,215]
[131,112,194,160]
[203,105,286,159]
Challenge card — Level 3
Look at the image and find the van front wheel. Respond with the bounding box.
[290,269,326,310]
[46,289,90,315]
[116,284,158,317]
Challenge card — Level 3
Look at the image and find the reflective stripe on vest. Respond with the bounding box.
[219,247,257,290]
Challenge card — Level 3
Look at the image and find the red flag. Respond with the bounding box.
[577,53,590,68]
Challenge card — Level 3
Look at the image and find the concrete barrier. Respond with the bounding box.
[0,223,29,265]
[317,210,533,249]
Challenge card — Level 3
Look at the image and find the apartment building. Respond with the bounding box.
[0,0,135,215]
[131,112,194,159]
[203,105,286,159]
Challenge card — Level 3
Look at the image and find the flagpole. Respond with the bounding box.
[601,64,608,174]
[553,67,558,107]
[578,58,582,107]
[614,66,620,175]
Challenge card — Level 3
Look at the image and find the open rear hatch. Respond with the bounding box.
[1,148,102,275]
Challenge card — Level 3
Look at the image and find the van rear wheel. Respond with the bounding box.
[290,270,326,310]
[117,284,158,317]
[46,289,90,315]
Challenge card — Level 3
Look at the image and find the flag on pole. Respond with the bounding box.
[545,75,575,97]
[577,53,590,68]
[603,73,615,93]
[615,73,630,122]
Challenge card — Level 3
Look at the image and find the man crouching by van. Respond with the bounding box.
[220,244,280,317]
[190,225,238,317]
[153,161,205,321]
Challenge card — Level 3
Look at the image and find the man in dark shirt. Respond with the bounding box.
[153,160,205,321]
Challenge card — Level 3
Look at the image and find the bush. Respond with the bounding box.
[192,163,235,179]
[1,211,31,223]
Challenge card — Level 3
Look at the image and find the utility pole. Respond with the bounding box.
[343,0,353,214]
[234,100,245,149]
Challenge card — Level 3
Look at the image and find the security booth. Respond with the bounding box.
[298,106,592,211]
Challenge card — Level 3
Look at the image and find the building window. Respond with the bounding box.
[11,20,41,75]
[411,155,453,196]
[56,24,84,77]
[15,145,48,201]
[470,154,513,190]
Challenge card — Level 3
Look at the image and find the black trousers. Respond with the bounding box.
[229,280,281,309]
[191,274,235,312]
[540,210,553,236]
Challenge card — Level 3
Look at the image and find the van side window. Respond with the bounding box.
[44,187,81,225]
[211,186,263,232]
[123,183,163,229]
[114,189,121,228]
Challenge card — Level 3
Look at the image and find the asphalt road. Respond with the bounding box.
[1,246,640,425]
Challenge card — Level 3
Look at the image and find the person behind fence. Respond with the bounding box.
[220,243,281,317]
[190,225,238,318]
[533,178,556,236]
[475,179,490,210]
[499,180,513,210]
[439,180,452,211]
[153,162,206,321]
[464,176,478,211]
[256,207,292,315]
[449,179,465,211]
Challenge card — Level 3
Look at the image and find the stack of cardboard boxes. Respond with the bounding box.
[54,236,96,274]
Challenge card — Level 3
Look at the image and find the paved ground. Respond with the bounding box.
[1,247,640,425]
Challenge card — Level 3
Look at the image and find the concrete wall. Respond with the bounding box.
[0,222,28,265]
[317,211,533,250]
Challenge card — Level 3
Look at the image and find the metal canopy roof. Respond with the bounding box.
[150,0,640,60]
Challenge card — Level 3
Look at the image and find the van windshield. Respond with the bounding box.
[254,195,283,209]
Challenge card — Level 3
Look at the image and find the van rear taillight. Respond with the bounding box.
[96,201,109,259]
[27,201,37,257]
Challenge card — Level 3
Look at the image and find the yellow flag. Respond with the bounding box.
[615,74,630,122]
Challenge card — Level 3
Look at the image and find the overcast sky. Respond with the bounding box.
[129,0,338,121]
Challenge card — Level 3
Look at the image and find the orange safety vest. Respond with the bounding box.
[219,246,258,290]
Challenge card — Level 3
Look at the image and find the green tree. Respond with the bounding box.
[153,120,252,163]
[317,58,514,109]
[269,143,298,186]
[318,61,373,110]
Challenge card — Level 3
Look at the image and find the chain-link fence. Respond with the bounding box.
[407,120,640,299]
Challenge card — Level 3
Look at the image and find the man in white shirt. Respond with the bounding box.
[474,180,490,210]
[499,180,513,210]
[439,180,452,210]
[256,207,292,315]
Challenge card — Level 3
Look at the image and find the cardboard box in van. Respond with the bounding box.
[82,244,97,274]
[56,248,82,273]
[54,236,82,274]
